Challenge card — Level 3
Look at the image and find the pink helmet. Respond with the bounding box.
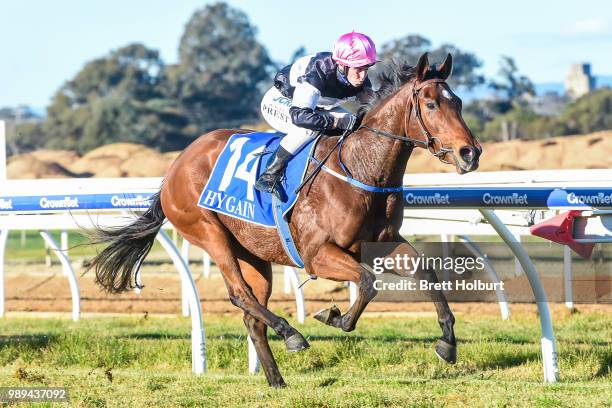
[332,31,379,68]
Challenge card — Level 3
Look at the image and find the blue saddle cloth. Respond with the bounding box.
[198,131,319,228]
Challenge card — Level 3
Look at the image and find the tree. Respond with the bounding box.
[429,44,485,90]
[379,34,484,91]
[557,87,612,135]
[168,2,274,131]
[44,43,189,152]
[0,106,45,154]
[380,34,431,64]
[77,96,191,153]
[42,2,274,153]
[481,105,542,141]
[489,56,535,102]
[10,122,45,153]
[44,92,89,151]
[56,43,164,106]
[477,56,537,140]
[473,88,612,141]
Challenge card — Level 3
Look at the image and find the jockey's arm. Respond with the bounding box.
[289,80,338,132]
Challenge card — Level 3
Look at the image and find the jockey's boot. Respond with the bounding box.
[255,146,293,202]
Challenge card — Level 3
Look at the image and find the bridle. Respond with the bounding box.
[358,78,455,164]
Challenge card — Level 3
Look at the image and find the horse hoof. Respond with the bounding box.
[285,332,309,352]
[269,380,287,388]
[435,339,457,364]
[313,305,342,327]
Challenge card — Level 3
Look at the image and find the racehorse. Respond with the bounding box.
[86,53,482,387]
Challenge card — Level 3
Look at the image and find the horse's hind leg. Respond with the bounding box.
[309,242,377,332]
[183,221,309,353]
[240,257,286,387]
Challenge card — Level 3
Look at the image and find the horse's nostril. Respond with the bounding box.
[459,146,475,162]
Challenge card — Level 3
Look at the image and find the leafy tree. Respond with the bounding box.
[380,34,431,64]
[77,96,190,153]
[379,34,484,90]
[10,122,45,153]
[462,98,517,141]
[44,43,189,152]
[557,87,612,134]
[0,106,45,154]
[56,43,164,106]
[168,2,274,130]
[476,89,612,141]
[44,92,89,151]
[42,2,274,153]
[429,44,485,90]
[489,56,535,103]
[477,56,537,140]
[481,106,541,140]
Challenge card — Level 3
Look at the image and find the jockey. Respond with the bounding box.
[255,31,379,200]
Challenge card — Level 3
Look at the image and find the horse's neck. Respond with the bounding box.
[342,86,413,187]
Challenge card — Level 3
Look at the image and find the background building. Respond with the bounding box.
[565,63,595,99]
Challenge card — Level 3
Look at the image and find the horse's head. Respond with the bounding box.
[406,53,481,173]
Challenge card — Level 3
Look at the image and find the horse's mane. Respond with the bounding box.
[357,59,438,117]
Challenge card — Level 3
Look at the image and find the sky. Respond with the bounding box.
[2,0,611,109]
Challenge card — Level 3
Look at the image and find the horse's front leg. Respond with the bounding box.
[391,236,457,364]
[309,242,377,332]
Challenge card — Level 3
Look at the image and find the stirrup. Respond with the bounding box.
[269,179,287,202]
[257,175,286,201]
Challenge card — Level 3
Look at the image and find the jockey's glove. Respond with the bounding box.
[334,114,358,131]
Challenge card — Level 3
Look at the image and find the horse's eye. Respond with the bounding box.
[426,102,436,110]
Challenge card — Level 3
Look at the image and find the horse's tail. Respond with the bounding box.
[86,192,166,293]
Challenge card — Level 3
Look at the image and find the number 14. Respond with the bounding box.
[218,137,265,201]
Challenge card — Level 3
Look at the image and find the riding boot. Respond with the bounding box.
[255,146,293,202]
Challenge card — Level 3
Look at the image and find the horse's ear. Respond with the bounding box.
[415,52,430,81]
[438,53,453,80]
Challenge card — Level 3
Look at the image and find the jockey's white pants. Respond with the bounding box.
[260,87,351,155]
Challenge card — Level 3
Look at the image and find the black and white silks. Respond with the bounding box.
[260,52,370,155]
[274,52,371,132]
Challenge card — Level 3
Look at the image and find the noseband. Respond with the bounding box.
[359,78,455,164]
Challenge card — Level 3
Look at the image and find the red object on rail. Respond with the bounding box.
[530,210,595,258]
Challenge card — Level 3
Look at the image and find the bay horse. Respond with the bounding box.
[86,53,482,387]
